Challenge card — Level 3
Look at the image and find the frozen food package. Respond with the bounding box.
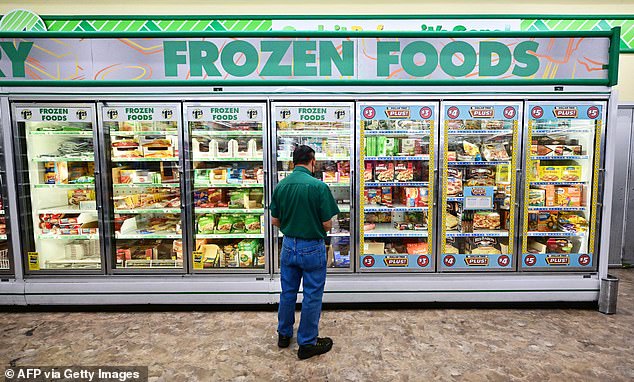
[561,166,582,182]
[364,162,374,181]
[482,143,510,161]
[400,139,416,156]
[473,212,501,230]
[229,189,249,209]
[555,186,582,206]
[463,140,480,157]
[406,242,428,255]
[366,188,382,205]
[215,215,233,234]
[468,237,502,254]
[381,187,393,207]
[529,189,546,206]
[197,215,216,234]
[447,167,463,196]
[558,212,588,233]
[539,166,562,182]
[546,238,573,254]
[231,215,246,233]
[465,167,496,187]
[395,161,414,182]
[374,161,394,182]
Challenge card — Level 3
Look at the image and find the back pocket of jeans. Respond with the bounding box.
[300,246,325,271]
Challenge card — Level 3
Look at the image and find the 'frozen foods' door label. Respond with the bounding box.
[102,106,178,121]
[277,106,351,122]
[463,186,494,210]
[16,107,93,122]
[188,105,263,122]
[27,251,40,271]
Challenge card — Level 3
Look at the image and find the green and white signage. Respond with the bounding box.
[0,32,618,85]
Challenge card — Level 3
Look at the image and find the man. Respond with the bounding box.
[270,145,340,360]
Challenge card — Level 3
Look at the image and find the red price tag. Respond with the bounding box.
[524,255,537,267]
[417,255,430,267]
[447,106,460,119]
[587,106,599,119]
[363,107,376,119]
[503,106,516,119]
[363,256,375,267]
[531,106,544,119]
[419,106,432,119]
[443,255,456,267]
[498,255,510,267]
[579,254,591,266]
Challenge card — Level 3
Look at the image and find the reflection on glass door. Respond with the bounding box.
[439,102,521,271]
[521,103,604,270]
[15,105,103,271]
[186,104,267,271]
[273,103,353,271]
[102,104,184,270]
[358,103,436,271]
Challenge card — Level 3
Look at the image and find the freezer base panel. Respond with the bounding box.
[0,274,601,305]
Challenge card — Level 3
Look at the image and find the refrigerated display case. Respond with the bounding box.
[185,103,268,272]
[0,126,11,275]
[358,103,436,271]
[272,103,354,271]
[13,104,104,272]
[521,102,606,270]
[439,102,521,271]
[101,104,184,270]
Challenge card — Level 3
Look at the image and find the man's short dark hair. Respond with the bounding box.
[293,145,315,165]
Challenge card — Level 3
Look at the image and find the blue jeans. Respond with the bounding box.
[277,236,327,346]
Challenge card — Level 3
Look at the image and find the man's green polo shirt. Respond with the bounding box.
[270,166,340,239]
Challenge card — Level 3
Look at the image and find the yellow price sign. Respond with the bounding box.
[27,251,40,271]
[193,251,203,270]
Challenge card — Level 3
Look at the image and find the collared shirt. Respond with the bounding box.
[270,166,340,239]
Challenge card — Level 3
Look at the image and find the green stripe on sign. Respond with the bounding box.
[61,21,80,31]
[231,20,249,31]
[256,20,273,31]
[90,20,107,31]
[78,20,96,31]
[567,20,586,30]
[207,20,226,31]
[0,9,47,31]
[222,20,238,30]
[142,20,161,31]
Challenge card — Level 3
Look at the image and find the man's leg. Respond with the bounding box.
[296,242,327,346]
[277,243,302,338]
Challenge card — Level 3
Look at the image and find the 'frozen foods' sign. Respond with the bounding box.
[0,35,614,84]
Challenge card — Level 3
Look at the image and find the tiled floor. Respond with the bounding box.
[1,269,632,381]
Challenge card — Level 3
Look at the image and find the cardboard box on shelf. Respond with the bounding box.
[364,242,385,255]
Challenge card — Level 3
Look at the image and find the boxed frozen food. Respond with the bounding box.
[231,215,246,233]
[366,188,382,205]
[467,237,501,254]
[482,143,509,161]
[385,138,398,156]
[364,162,374,181]
[447,151,457,162]
[463,140,480,158]
[447,167,463,196]
[229,189,249,209]
[495,163,511,184]
[227,167,244,184]
[68,189,95,206]
[406,242,428,255]
[211,168,228,184]
[529,189,546,206]
[555,186,582,207]
[473,211,501,230]
[400,139,417,156]
[539,166,562,182]
[394,161,414,182]
[112,139,142,158]
[465,167,496,187]
[381,187,393,207]
[322,162,339,183]
[376,136,387,156]
[141,138,174,158]
[405,187,428,207]
[446,213,460,230]
[245,215,261,233]
[374,161,394,182]
[338,161,350,182]
[537,212,558,232]
[364,241,385,255]
[542,185,556,206]
[561,166,582,182]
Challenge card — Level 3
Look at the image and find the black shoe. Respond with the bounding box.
[278,334,292,348]
[297,337,333,360]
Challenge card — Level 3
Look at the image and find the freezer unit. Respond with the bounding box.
[358,103,437,272]
[101,104,185,270]
[185,103,268,272]
[272,103,354,271]
[520,102,606,271]
[439,102,521,271]
[13,104,104,272]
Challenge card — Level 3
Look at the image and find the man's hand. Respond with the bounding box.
[322,219,332,232]
[272,217,280,228]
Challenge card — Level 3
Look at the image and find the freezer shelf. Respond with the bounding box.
[103,104,184,270]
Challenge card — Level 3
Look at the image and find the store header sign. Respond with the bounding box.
[0,36,611,84]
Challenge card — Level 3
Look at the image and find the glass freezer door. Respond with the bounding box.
[185,104,267,271]
[521,103,605,270]
[272,103,354,271]
[14,105,104,272]
[102,104,184,270]
[439,102,521,271]
[0,128,11,275]
[358,103,436,271]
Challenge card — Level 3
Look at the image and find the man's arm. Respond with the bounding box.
[319,184,340,233]
[322,219,332,232]
[272,217,281,228]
